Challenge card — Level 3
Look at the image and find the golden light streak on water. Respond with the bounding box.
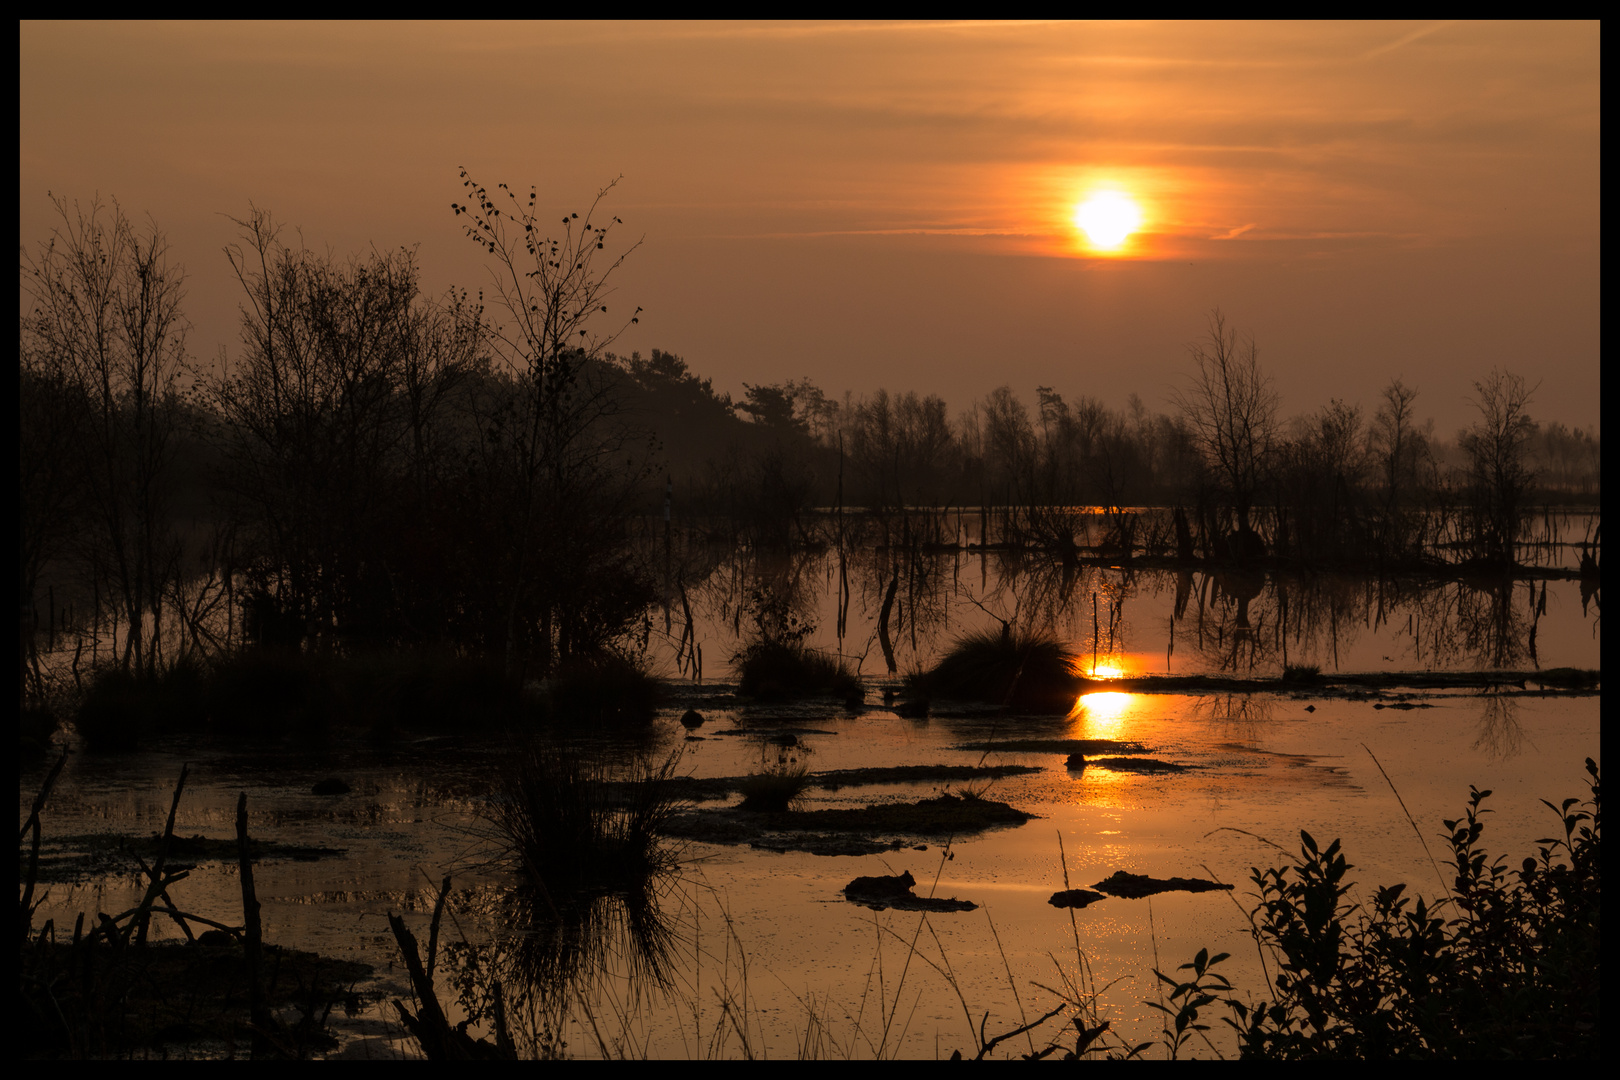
[1068,690,1136,737]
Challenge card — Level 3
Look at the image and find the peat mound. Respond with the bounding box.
[791,792,1035,834]
[1092,871,1233,898]
[656,764,1041,804]
[844,870,977,913]
[1048,872,1233,909]
[665,791,1037,857]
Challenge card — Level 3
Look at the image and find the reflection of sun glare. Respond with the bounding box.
[1074,191,1142,251]
[1070,691,1133,737]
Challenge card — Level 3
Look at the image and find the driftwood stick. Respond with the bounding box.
[878,566,900,674]
[388,912,453,1059]
[141,906,240,936]
[237,791,269,1057]
[386,909,515,1060]
[73,875,193,945]
[134,764,189,945]
[492,979,515,1058]
[426,875,451,982]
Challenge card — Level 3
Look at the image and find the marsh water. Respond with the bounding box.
[21,514,1602,1059]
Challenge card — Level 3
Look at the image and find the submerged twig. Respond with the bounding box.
[19,750,68,940]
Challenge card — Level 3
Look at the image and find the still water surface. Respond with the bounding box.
[21,554,1602,1059]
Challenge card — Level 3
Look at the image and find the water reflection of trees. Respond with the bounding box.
[910,551,1138,675]
[657,515,1577,683]
[1183,693,1277,736]
[1170,569,1544,675]
[1472,690,1525,760]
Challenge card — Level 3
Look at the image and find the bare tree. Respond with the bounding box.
[450,170,650,675]
[1461,368,1539,565]
[19,341,89,703]
[210,208,479,651]
[1276,398,1370,564]
[1033,386,1106,506]
[1369,377,1434,560]
[21,194,190,676]
[1172,309,1280,556]
[845,388,955,514]
[982,385,1037,503]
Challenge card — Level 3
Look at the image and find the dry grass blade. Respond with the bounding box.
[1362,742,1453,902]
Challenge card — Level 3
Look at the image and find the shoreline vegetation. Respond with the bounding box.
[18,187,1601,753]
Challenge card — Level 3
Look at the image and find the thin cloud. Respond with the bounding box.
[1358,21,1454,61]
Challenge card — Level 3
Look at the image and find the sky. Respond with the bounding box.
[19,20,1601,436]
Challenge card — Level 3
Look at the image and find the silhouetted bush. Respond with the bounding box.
[70,646,534,750]
[1152,759,1600,1058]
[909,628,1080,712]
[545,650,662,727]
[203,649,333,741]
[74,656,210,751]
[735,640,861,701]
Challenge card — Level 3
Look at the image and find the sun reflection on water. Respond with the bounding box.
[1068,690,1135,739]
[1067,657,1137,737]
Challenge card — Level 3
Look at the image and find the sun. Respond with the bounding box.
[1073,191,1142,251]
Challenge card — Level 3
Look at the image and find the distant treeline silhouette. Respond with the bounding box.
[19,187,1601,702]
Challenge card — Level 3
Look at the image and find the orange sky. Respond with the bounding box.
[19,21,1600,434]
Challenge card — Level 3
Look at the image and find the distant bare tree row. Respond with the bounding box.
[643,308,1595,573]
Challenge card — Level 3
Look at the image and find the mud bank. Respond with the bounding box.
[666,791,1037,857]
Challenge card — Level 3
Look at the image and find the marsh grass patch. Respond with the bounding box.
[736,762,812,813]
[735,640,862,701]
[908,629,1081,712]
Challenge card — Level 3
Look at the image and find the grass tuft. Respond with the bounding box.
[546,650,662,727]
[737,762,812,813]
[1281,663,1321,683]
[908,629,1080,712]
[486,742,685,895]
[735,641,861,701]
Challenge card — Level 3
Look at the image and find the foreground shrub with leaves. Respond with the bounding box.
[1155,758,1600,1058]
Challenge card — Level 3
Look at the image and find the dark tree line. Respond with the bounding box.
[19,190,1601,707]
